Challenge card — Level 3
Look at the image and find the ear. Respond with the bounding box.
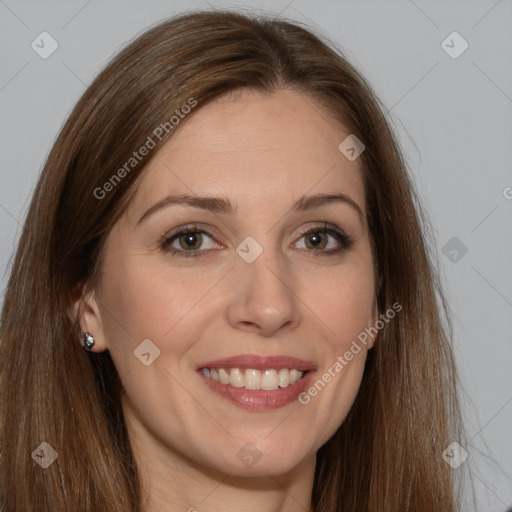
[67,287,108,352]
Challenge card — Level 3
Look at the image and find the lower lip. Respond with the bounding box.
[199,371,315,411]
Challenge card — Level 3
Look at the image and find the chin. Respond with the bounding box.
[199,435,314,477]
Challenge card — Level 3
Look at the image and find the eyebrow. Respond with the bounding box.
[136,192,365,225]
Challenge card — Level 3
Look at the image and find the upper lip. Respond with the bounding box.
[198,355,317,371]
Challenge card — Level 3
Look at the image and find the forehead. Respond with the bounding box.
[127,88,366,221]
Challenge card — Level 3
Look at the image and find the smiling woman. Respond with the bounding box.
[0,9,467,512]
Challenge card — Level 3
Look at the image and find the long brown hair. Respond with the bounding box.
[0,9,466,511]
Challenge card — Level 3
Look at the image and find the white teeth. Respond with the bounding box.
[261,369,279,390]
[219,368,229,385]
[244,369,261,390]
[202,367,306,390]
[278,368,290,388]
[229,368,245,388]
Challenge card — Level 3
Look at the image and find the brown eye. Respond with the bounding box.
[161,225,221,257]
[177,232,203,250]
[293,224,354,255]
[304,231,328,250]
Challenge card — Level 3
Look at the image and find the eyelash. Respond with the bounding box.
[160,222,354,258]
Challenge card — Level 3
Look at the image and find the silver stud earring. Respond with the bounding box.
[82,332,95,351]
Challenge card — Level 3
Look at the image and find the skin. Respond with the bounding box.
[72,88,379,512]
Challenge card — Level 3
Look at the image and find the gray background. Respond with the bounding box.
[1,0,511,510]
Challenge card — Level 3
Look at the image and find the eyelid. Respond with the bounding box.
[296,221,343,237]
[161,223,222,243]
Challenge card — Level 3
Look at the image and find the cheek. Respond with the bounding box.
[297,308,371,447]
[99,255,222,368]
[296,254,375,423]
[305,260,376,348]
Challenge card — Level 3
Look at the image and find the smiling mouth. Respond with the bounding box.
[199,367,308,391]
[197,355,316,410]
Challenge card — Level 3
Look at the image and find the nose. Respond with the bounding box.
[225,248,302,337]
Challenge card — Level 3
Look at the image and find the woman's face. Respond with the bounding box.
[84,88,378,477]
